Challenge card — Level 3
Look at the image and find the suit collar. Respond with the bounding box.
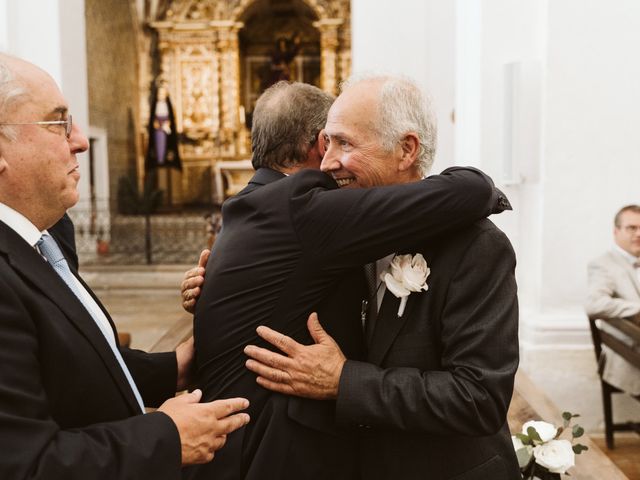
[0,221,143,414]
[249,167,286,186]
[368,288,421,364]
[0,202,41,246]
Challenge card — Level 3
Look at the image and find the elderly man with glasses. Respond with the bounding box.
[0,53,251,480]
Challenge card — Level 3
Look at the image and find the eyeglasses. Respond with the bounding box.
[0,114,73,139]
[621,225,640,234]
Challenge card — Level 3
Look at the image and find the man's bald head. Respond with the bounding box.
[339,75,437,177]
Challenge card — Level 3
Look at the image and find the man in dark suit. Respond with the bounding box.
[244,76,521,479]
[187,80,511,479]
[0,53,249,479]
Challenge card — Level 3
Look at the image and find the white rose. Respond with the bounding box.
[533,439,575,474]
[522,420,557,443]
[381,254,430,317]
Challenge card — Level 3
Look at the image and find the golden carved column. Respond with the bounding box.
[314,18,343,95]
[215,21,243,158]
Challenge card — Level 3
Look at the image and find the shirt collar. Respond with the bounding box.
[0,203,44,247]
[613,243,639,265]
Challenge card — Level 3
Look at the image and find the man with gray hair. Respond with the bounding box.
[243,75,521,479]
[0,53,250,480]
[186,77,511,480]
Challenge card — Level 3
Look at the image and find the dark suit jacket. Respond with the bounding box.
[337,219,521,480]
[190,167,506,480]
[0,221,182,480]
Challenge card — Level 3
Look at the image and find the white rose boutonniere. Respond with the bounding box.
[380,253,430,317]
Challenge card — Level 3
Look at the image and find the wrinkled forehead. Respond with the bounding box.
[326,85,380,136]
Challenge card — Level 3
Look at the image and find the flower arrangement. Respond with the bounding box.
[512,412,588,479]
[380,253,430,317]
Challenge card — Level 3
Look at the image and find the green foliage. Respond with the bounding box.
[572,444,589,454]
[527,426,542,443]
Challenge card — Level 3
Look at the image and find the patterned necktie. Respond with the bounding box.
[37,233,145,412]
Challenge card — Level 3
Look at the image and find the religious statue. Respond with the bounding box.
[268,32,301,86]
[145,84,181,171]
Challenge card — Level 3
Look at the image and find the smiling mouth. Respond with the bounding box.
[68,165,79,175]
[334,177,355,188]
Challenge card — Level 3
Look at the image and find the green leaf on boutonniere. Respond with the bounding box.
[515,433,530,444]
[527,426,542,443]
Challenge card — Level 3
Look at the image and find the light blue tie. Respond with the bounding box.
[37,233,145,412]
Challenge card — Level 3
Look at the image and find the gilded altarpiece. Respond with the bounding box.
[144,0,351,205]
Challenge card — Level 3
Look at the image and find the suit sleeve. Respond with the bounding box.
[292,167,508,266]
[585,259,640,320]
[122,348,177,408]
[335,228,519,436]
[0,277,182,480]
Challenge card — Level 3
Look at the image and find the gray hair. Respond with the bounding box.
[251,81,334,170]
[341,74,437,177]
[0,54,27,141]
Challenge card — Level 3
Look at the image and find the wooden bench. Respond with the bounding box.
[588,315,640,448]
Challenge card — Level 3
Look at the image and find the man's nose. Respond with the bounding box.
[68,123,89,154]
[320,146,339,172]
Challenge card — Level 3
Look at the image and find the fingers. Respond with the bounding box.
[198,249,211,269]
[255,325,299,355]
[255,375,295,395]
[306,312,327,344]
[214,411,251,436]
[181,389,202,404]
[244,344,294,372]
[209,397,250,419]
[245,357,290,384]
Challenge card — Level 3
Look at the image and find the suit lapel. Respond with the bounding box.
[368,288,420,365]
[0,223,142,413]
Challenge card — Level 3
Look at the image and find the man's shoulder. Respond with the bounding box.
[437,218,512,250]
[588,250,619,270]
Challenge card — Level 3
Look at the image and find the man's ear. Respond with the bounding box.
[397,132,420,172]
[316,129,327,157]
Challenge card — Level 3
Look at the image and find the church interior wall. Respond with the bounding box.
[85,0,140,211]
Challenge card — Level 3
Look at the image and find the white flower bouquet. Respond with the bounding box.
[512,412,588,479]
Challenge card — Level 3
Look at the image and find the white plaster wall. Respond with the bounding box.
[351,0,456,174]
[542,0,640,310]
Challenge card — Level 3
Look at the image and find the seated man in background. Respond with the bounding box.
[586,204,640,396]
